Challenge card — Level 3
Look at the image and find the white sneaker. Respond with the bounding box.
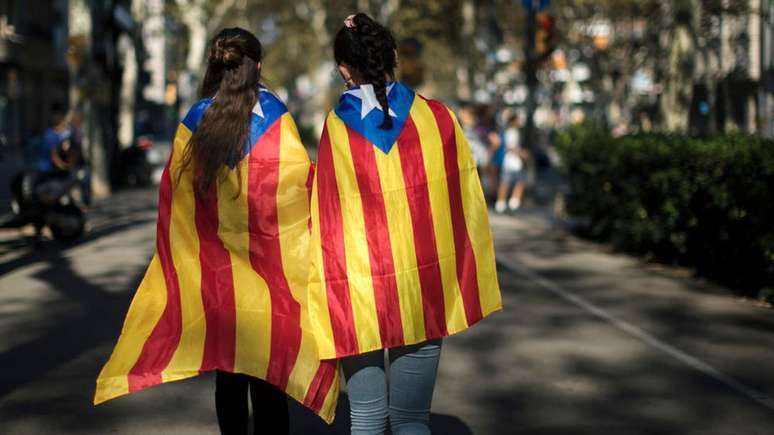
[508,198,521,211]
[495,200,506,213]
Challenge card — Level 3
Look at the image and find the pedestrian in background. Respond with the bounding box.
[307,13,502,435]
[458,104,489,173]
[495,114,528,213]
[25,103,81,185]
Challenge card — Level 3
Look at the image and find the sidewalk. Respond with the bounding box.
[0,189,772,434]
[0,146,25,215]
[482,208,774,434]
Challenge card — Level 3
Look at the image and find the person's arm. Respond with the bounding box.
[50,140,70,170]
[487,131,501,151]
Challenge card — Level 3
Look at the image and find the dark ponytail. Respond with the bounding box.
[179,27,262,197]
[334,13,397,130]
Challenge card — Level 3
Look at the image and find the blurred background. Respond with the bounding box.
[0,0,771,195]
[1,1,773,434]
[2,0,771,299]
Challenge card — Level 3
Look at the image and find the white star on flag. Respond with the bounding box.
[252,99,264,118]
[344,83,397,120]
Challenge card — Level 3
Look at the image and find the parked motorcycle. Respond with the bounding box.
[118,135,155,187]
[1,170,86,243]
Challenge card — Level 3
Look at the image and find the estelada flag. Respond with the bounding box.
[95,89,340,423]
[308,81,502,360]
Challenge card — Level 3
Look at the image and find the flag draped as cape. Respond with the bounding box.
[95,89,340,423]
[308,82,502,360]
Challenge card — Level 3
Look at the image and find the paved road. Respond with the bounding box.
[0,147,25,215]
[0,188,773,434]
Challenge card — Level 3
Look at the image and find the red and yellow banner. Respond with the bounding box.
[95,96,340,423]
[308,93,503,360]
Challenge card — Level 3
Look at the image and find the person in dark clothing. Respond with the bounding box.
[215,371,289,435]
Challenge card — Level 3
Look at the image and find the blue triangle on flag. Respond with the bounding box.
[181,88,288,168]
[334,81,415,154]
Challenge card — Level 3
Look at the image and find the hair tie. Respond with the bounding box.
[344,14,356,29]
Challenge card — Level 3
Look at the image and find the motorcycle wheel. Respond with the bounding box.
[48,204,85,243]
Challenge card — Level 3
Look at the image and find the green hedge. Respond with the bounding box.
[556,126,774,301]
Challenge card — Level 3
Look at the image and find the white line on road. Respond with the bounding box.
[497,254,774,413]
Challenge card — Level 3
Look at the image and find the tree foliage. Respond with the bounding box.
[557,124,774,298]
[552,0,753,130]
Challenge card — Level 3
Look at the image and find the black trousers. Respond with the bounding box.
[215,370,289,435]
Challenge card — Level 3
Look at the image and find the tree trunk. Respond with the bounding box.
[458,0,476,101]
[175,0,237,116]
[660,24,694,131]
[762,0,774,137]
[295,0,331,140]
[69,0,111,198]
[176,0,208,116]
[117,33,137,149]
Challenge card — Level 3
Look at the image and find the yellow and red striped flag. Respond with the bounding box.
[308,82,502,359]
[95,89,340,423]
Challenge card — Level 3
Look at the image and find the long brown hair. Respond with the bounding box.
[334,13,397,130]
[179,27,262,197]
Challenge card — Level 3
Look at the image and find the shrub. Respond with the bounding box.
[556,125,774,297]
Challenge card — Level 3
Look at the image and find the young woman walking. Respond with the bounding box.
[307,13,503,435]
[94,27,340,434]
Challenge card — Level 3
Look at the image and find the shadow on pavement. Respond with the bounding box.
[289,393,474,435]
[0,188,157,277]
[0,190,159,396]
[3,186,774,434]
[0,187,477,434]
[459,224,774,434]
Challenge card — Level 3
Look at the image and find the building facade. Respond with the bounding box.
[0,0,70,148]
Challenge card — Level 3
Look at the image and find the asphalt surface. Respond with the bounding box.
[0,187,773,434]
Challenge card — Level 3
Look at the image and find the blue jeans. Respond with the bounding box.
[342,339,442,435]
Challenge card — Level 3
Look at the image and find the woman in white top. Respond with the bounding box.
[495,115,528,212]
